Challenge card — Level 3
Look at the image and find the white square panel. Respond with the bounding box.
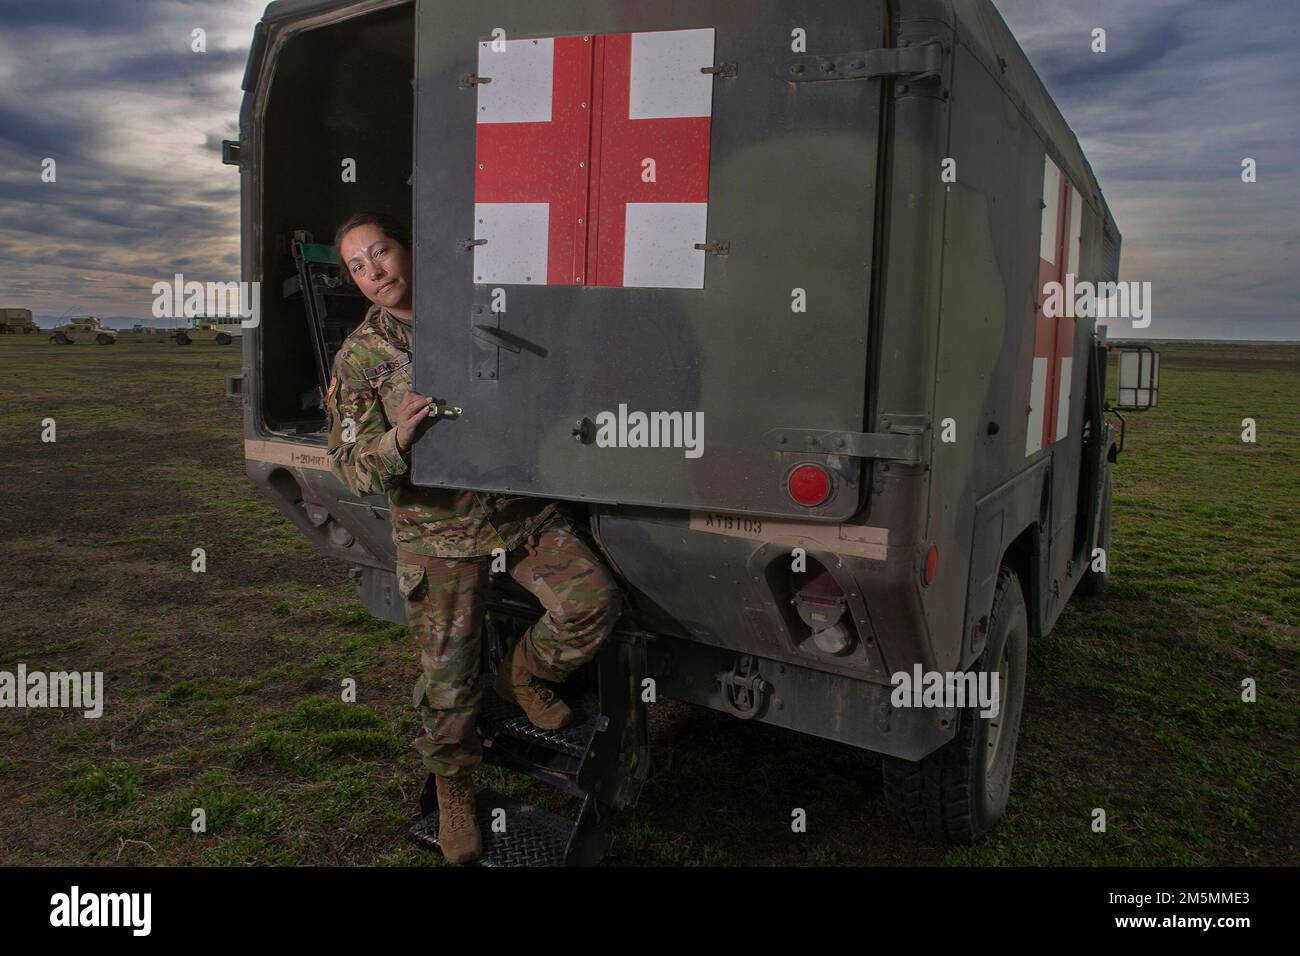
[1066,188,1082,276]
[1040,155,1060,264]
[1055,356,1072,441]
[628,28,715,120]
[473,202,549,284]
[477,37,554,124]
[1025,356,1048,455]
[622,202,708,288]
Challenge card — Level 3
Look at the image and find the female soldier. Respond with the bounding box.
[326,212,623,864]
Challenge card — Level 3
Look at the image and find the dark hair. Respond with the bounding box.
[333,211,412,263]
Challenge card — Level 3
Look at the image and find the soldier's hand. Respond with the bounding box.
[395,391,435,452]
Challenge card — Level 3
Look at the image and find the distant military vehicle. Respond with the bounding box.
[173,320,238,346]
[229,0,1160,864]
[0,308,37,334]
[49,316,115,345]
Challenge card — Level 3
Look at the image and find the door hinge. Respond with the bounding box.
[221,140,242,166]
[470,304,499,382]
[780,38,945,83]
[762,424,928,463]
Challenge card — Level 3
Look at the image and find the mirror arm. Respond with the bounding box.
[1103,404,1127,456]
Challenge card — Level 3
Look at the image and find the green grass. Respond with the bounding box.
[2,338,1295,865]
[0,638,90,667]
[945,348,1299,865]
[52,763,146,812]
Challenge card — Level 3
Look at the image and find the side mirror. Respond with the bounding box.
[1113,346,1159,411]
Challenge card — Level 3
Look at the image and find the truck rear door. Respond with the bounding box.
[412,0,885,520]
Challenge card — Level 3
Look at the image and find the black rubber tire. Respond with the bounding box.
[175,333,191,345]
[1078,468,1112,596]
[96,333,114,345]
[216,332,232,345]
[882,567,1029,843]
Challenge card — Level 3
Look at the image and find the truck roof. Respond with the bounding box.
[252,0,1118,243]
[947,0,1119,240]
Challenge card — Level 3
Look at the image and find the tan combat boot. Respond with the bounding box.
[435,773,482,864]
[495,640,574,730]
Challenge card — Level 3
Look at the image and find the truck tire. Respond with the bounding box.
[882,567,1029,843]
[175,332,191,345]
[96,333,114,345]
[1078,468,1112,596]
[51,333,69,345]
[216,332,232,345]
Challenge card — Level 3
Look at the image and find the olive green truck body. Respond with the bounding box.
[228,0,1141,853]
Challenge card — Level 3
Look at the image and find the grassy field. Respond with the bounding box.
[0,335,1295,865]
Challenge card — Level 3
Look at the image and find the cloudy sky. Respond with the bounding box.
[1,0,1296,339]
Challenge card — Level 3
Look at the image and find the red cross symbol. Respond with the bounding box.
[473,29,715,289]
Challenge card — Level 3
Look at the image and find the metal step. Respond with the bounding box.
[478,681,605,775]
[406,630,649,866]
[409,785,576,867]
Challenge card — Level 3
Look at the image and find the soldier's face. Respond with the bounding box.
[340,224,412,312]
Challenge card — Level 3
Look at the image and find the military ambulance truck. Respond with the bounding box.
[229,0,1158,864]
[0,308,37,334]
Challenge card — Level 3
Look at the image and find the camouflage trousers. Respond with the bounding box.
[395,513,623,778]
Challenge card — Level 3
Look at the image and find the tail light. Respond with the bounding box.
[791,560,854,656]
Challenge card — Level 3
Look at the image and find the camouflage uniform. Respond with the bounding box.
[327,304,623,777]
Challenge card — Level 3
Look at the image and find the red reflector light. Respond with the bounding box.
[924,545,938,585]
[788,464,831,505]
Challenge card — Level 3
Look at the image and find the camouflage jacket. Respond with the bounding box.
[326,304,557,559]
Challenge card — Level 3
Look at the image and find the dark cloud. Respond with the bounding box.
[995,0,1300,335]
[0,0,1295,337]
[82,48,249,87]
[0,102,99,163]
[0,0,158,34]
[0,0,258,317]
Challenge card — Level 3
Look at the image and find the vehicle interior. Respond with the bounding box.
[258,1,414,435]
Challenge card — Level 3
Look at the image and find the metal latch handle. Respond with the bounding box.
[472,324,522,353]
